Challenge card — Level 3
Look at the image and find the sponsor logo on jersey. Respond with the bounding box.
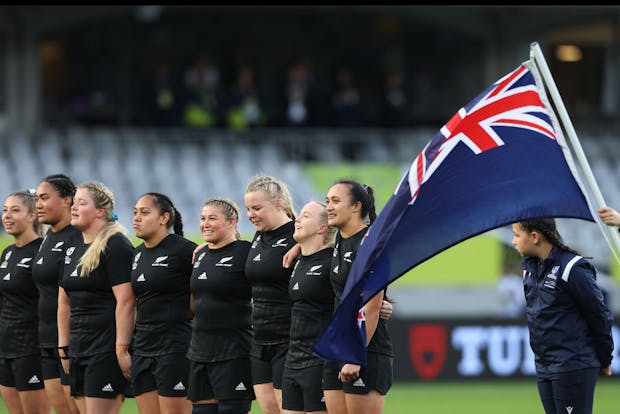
[333,265,339,274]
[28,375,40,384]
[307,264,323,275]
[70,269,78,277]
[253,254,261,262]
[272,238,288,248]
[17,257,32,268]
[235,382,247,391]
[198,272,207,280]
[51,241,65,252]
[292,282,299,290]
[136,274,146,282]
[132,252,141,270]
[101,383,114,392]
[565,407,573,414]
[173,381,185,391]
[3,273,10,281]
[152,256,169,267]
[0,251,10,268]
[65,246,75,264]
[194,252,206,268]
[36,257,43,265]
[216,256,234,267]
[344,251,353,263]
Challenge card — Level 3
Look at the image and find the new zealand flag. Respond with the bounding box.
[312,60,595,365]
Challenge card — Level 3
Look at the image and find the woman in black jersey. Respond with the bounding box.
[281,201,336,414]
[243,175,296,414]
[131,192,196,414]
[57,181,135,414]
[188,197,254,414]
[323,180,393,414]
[0,190,50,414]
[33,174,81,414]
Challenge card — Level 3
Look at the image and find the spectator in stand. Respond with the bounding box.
[183,53,223,128]
[380,71,409,127]
[331,67,362,128]
[0,190,50,414]
[226,65,267,131]
[141,61,184,127]
[285,57,320,127]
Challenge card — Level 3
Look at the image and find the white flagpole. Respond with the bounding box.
[530,41,620,265]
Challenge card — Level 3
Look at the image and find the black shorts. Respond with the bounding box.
[132,353,190,398]
[322,360,343,391]
[250,342,288,388]
[187,358,255,402]
[70,352,130,398]
[342,352,392,396]
[40,347,70,385]
[282,364,326,412]
[0,355,45,391]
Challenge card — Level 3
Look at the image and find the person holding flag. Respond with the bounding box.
[323,180,393,414]
[511,218,613,414]
[598,206,620,228]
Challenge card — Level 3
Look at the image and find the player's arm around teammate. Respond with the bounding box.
[281,201,336,414]
[0,191,51,414]
[130,193,195,414]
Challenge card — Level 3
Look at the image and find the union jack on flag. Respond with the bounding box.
[407,64,558,204]
[313,59,595,365]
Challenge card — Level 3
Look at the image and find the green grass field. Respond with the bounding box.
[2,379,619,413]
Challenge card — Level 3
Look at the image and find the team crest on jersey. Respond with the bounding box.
[17,257,32,268]
[152,256,169,267]
[51,241,65,252]
[307,264,323,276]
[216,256,234,267]
[271,238,288,248]
[343,251,353,263]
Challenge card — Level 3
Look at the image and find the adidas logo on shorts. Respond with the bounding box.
[352,378,365,387]
[235,382,247,391]
[173,381,185,391]
[101,383,114,392]
[28,375,40,384]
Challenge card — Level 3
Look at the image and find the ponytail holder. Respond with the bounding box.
[361,183,369,193]
[112,212,119,221]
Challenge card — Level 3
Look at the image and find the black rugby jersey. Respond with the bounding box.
[331,228,393,357]
[60,233,134,357]
[286,247,334,369]
[0,238,43,358]
[244,220,295,344]
[131,234,196,356]
[32,225,82,348]
[188,240,252,362]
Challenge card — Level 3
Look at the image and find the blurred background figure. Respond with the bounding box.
[183,53,222,128]
[226,65,266,131]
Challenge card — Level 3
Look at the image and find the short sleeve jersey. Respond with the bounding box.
[0,238,43,358]
[188,240,252,362]
[60,232,134,357]
[244,220,295,344]
[32,224,82,348]
[131,234,197,356]
[331,228,393,357]
[286,247,334,369]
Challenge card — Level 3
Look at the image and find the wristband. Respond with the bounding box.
[58,346,69,360]
[115,345,129,353]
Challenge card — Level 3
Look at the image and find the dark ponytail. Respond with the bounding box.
[142,192,184,236]
[334,179,377,224]
[518,218,585,258]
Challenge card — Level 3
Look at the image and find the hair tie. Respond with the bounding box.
[112,212,119,221]
[361,183,369,193]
